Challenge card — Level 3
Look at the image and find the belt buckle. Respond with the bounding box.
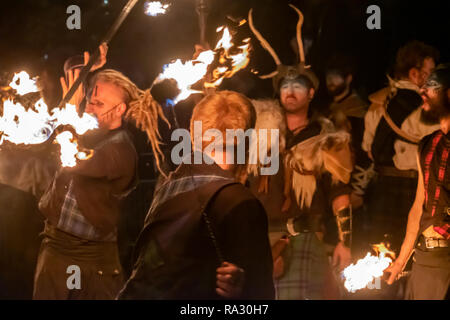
[425,238,435,249]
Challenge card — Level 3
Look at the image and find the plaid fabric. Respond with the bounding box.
[434,224,450,239]
[146,174,232,225]
[423,132,443,211]
[274,232,328,300]
[421,131,450,239]
[57,181,115,241]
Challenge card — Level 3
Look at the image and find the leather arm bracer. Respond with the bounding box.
[336,206,352,247]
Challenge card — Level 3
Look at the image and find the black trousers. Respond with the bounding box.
[405,246,450,300]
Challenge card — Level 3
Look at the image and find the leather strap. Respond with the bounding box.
[376,165,418,178]
[188,167,239,264]
[379,97,420,144]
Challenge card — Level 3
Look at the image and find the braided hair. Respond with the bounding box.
[89,69,170,175]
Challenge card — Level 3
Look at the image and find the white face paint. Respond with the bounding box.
[280,81,310,112]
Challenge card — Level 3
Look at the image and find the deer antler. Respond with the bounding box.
[248,8,280,78]
[260,70,279,79]
[288,4,305,64]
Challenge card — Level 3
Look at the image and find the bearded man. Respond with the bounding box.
[386,65,450,300]
[362,41,440,252]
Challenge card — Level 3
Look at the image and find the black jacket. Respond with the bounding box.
[118,159,274,299]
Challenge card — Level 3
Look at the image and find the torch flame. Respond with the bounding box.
[215,26,233,51]
[144,1,170,17]
[155,50,215,104]
[205,27,250,88]
[1,72,98,167]
[55,131,93,168]
[0,99,97,145]
[372,242,396,259]
[154,25,251,104]
[342,242,396,293]
[9,71,39,96]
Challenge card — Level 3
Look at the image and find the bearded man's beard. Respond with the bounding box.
[420,93,450,125]
[328,82,347,97]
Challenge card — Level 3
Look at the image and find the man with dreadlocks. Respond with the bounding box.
[33,47,167,298]
[247,6,353,300]
[386,65,450,300]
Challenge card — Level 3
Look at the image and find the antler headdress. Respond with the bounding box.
[248,5,319,93]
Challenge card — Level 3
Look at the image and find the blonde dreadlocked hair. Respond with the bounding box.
[89,69,170,175]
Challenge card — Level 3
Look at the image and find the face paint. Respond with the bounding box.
[85,81,125,129]
[280,80,311,113]
[420,87,450,124]
[280,80,308,95]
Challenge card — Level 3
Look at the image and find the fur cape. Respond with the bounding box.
[249,99,353,209]
[247,99,286,177]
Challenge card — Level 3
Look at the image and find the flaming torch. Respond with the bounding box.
[342,242,396,293]
[2,0,172,166]
[0,71,98,167]
[152,25,251,107]
[8,71,39,96]
[196,0,210,47]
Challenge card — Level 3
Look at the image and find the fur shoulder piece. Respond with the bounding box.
[248,99,286,176]
[285,117,353,208]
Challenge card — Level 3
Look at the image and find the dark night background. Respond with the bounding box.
[0,0,448,292]
[0,0,448,99]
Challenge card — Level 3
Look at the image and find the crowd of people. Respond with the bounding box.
[0,9,449,300]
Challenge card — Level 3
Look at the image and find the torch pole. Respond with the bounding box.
[56,0,140,109]
[196,0,216,97]
[169,104,180,129]
[196,0,210,48]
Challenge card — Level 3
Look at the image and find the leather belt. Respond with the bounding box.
[376,166,418,179]
[417,235,449,250]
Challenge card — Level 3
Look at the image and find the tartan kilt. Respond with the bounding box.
[275,232,328,300]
